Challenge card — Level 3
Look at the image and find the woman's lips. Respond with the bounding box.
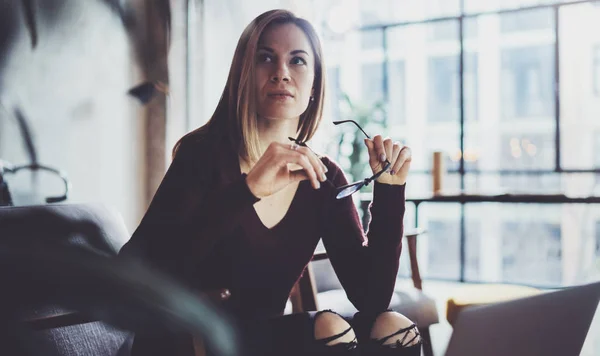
[267,93,293,101]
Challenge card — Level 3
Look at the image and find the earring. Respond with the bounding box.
[310,96,315,102]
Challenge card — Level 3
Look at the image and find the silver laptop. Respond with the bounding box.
[445,281,600,356]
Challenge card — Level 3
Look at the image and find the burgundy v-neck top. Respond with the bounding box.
[119,132,406,318]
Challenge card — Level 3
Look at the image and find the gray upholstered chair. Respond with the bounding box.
[0,203,133,356]
[290,228,439,356]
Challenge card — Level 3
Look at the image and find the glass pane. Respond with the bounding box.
[595,45,600,96]
[358,0,460,26]
[464,172,600,195]
[360,62,385,105]
[463,10,556,173]
[418,203,462,280]
[500,132,555,170]
[465,204,600,287]
[406,173,463,197]
[501,46,555,120]
[428,55,459,123]
[387,59,406,125]
[464,173,561,194]
[559,3,600,170]
[326,66,342,122]
[464,0,562,14]
[385,21,461,174]
[360,29,383,50]
[500,8,553,32]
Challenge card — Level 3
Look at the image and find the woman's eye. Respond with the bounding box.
[258,54,273,63]
[291,56,307,65]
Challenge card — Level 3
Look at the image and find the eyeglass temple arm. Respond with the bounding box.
[332,120,371,139]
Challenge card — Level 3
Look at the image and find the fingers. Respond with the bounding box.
[286,152,319,188]
[282,145,326,189]
[373,135,387,163]
[298,145,328,182]
[390,142,402,175]
[383,137,393,164]
[364,137,385,170]
[391,146,412,176]
[366,135,392,171]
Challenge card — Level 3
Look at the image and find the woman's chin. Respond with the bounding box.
[258,109,301,121]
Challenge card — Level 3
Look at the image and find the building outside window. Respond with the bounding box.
[501,45,554,120]
[327,66,342,122]
[500,8,553,33]
[427,54,478,124]
[387,60,406,125]
[428,56,459,123]
[361,62,385,107]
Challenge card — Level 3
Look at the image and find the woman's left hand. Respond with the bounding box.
[364,135,412,186]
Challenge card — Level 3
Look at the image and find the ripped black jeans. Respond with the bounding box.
[234,309,423,356]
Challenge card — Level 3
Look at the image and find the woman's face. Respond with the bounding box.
[254,23,315,122]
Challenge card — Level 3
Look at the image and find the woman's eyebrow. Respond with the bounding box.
[257,46,309,56]
[290,49,309,56]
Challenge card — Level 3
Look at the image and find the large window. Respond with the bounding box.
[320,0,600,287]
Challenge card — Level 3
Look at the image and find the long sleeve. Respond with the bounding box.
[320,158,406,314]
[119,137,259,283]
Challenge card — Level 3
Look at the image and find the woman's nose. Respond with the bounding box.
[270,64,290,82]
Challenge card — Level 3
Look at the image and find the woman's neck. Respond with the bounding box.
[256,116,299,147]
[240,116,299,171]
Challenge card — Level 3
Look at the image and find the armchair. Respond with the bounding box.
[0,203,132,356]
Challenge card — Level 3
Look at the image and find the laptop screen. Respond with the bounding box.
[580,300,600,356]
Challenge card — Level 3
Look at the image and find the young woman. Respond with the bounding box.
[120,9,419,356]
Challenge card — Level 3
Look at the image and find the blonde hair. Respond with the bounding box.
[173,9,326,162]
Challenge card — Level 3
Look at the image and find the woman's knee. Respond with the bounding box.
[313,310,356,345]
[370,311,421,347]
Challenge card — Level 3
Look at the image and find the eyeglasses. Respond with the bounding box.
[0,161,71,205]
[289,120,391,199]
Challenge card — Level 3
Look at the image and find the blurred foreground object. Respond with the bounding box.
[0,204,239,356]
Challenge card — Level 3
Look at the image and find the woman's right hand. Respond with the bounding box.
[245,141,328,199]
